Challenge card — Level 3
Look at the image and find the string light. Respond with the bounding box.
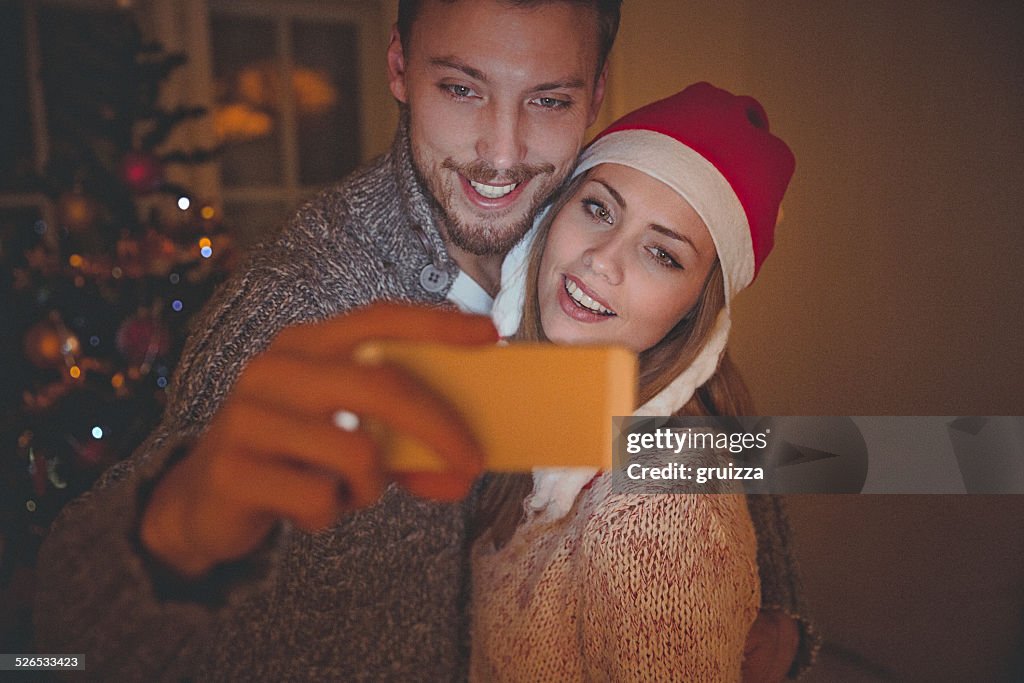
[92,426,104,439]
[177,196,191,210]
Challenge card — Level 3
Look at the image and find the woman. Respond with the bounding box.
[471,83,810,681]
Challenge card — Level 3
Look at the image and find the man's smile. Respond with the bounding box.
[469,179,519,199]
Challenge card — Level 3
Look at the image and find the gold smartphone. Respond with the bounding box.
[354,341,636,472]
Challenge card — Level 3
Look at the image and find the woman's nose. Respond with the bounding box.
[582,236,624,286]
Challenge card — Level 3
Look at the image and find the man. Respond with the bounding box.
[35,1,809,680]
[35,2,618,680]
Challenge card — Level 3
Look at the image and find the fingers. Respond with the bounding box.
[216,400,384,485]
[236,355,484,477]
[740,610,800,683]
[221,460,342,531]
[272,303,498,358]
[153,301,491,576]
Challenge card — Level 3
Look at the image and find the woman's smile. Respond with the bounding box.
[560,274,617,319]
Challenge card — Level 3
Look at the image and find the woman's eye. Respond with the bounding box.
[648,246,683,269]
[583,199,613,224]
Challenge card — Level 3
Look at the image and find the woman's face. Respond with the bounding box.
[537,163,717,353]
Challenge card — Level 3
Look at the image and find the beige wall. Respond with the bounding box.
[606,3,1024,680]
[608,1,1024,416]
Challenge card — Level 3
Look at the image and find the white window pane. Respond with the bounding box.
[291,20,362,187]
[210,14,284,187]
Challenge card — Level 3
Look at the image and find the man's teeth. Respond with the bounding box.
[470,180,518,199]
[566,279,614,315]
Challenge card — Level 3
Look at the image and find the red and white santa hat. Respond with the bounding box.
[493,82,795,415]
[578,81,794,304]
[576,82,795,414]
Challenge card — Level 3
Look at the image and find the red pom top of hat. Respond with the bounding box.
[594,82,795,275]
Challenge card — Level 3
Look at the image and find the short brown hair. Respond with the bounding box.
[396,0,622,74]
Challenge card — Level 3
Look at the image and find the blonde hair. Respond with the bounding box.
[474,168,753,546]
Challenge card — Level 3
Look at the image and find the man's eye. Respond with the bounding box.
[443,84,475,98]
[533,96,570,110]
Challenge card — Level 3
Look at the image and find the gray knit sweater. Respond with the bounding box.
[33,116,814,681]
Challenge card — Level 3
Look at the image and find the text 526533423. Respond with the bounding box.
[1,655,85,670]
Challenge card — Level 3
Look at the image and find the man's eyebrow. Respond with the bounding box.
[429,57,586,92]
[530,78,587,92]
[429,57,487,82]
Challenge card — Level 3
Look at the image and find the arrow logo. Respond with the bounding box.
[773,440,842,468]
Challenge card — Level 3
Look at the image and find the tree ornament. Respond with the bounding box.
[116,307,171,366]
[116,232,146,278]
[22,382,73,412]
[56,188,100,232]
[23,313,80,369]
[119,151,165,194]
[25,244,61,276]
[142,229,178,276]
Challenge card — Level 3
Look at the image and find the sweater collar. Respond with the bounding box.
[391,108,460,280]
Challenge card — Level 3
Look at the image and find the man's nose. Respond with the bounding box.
[582,235,624,286]
[475,103,526,172]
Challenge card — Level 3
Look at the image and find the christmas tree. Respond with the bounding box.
[0,8,233,611]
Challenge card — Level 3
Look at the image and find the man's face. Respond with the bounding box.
[388,0,607,256]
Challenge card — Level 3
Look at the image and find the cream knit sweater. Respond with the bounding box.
[471,472,760,681]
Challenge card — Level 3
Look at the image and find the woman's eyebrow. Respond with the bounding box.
[592,178,627,209]
[650,224,700,255]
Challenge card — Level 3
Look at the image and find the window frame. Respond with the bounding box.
[2,0,394,244]
[202,0,392,216]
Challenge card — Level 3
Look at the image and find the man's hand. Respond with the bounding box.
[140,303,498,579]
[742,608,801,683]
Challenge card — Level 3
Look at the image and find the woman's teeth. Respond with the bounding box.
[565,278,615,315]
[470,180,518,199]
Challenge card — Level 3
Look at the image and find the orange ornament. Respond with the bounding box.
[23,315,80,369]
[56,190,100,232]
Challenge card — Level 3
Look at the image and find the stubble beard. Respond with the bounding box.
[416,154,563,257]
